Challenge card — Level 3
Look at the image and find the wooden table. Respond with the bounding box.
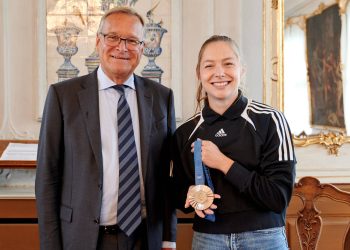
[0,140,37,169]
[0,140,39,250]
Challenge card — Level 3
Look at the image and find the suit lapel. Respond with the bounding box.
[135,75,153,179]
[77,70,103,171]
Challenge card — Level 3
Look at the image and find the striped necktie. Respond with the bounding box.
[113,85,141,236]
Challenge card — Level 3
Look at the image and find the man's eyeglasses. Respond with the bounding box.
[100,33,143,50]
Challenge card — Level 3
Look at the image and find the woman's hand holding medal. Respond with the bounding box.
[185,185,221,218]
[191,139,234,175]
[184,138,233,219]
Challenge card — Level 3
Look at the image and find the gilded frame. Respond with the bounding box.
[263,0,284,111]
[264,0,350,155]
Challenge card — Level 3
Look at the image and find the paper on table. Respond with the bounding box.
[0,143,38,161]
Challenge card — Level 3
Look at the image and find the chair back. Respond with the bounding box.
[293,176,350,250]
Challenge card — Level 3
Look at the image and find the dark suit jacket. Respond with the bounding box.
[35,69,177,250]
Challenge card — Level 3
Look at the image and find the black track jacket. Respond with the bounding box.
[172,92,296,234]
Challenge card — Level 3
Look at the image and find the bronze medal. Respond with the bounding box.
[188,185,214,210]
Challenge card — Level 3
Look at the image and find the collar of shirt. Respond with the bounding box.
[97,66,136,91]
[202,90,247,125]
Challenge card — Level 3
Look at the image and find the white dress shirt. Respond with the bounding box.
[97,66,146,225]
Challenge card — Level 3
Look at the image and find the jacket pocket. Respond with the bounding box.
[60,205,73,223]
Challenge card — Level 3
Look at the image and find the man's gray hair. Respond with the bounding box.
[97,7,145,34]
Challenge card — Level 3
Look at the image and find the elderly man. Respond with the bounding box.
[36,7,176,250]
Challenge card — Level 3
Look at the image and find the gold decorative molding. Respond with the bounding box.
[285,16,306,31]
[283,0,350,154]
[313,3,327,15]
[263,0,283,110]
[338,0,350,14]
[271,56,278,82]
[304,1,348,19]
[285,0,350,29]
[293,132,350,156]
[272,0,278,10]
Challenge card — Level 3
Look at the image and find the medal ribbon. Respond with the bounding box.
[194,139,215,222]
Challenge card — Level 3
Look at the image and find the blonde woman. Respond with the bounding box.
[172,35,296,250]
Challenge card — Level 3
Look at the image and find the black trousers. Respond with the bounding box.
[97,221,148,250]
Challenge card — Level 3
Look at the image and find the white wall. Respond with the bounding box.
[180,0,262,121]
[0,0,263,136]
[241,0,263,102]
[0,0,41,139]
[0,0,4,124]
[3,1,348,184]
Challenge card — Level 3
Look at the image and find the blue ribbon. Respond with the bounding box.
[194,139,215,222]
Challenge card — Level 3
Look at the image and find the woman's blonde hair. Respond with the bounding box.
[195,35,245,112]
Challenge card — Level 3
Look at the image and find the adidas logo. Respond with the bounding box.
[215,128,227,137]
